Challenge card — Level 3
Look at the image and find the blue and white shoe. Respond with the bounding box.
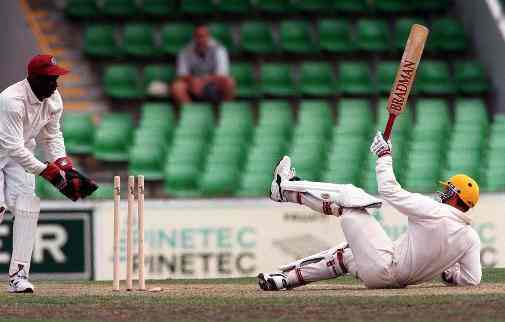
[270,156,296,202]
[257,272,289,291]
[8,269,34,293]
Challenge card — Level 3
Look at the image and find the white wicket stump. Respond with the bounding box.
[113,175,146,292]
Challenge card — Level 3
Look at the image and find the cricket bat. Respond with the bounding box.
[383,24,429,140]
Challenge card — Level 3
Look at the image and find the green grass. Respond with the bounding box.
[0,268,503,322]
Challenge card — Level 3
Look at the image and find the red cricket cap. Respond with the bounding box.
[27,54,70,77]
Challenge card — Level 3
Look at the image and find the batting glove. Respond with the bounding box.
[370,131,392,158]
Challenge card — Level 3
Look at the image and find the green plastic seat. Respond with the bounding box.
[417,61,454,94]
[140,0,176,16]
[376,61,397,93]
[103,65,143,99]
[93,113,133,161]
[454,99,488,125]
[260,64,297,96]
[90,183,114,200]
[356,19,390,52]
[395,18,426,51]
[337,99,373,131]
[279,20,315,53]
[374,0,414,12]
[258,100,293,125]
[122,24,158,57]
[235,173,271,197]
[209,23,236,53]
[430,18,467,52]
[180,0,215,14]
[254,0,295,13]
[231,63,258,97]
[216,0,250,13]
[454,61,489,94]
[129,144,165,180]
[84,25,122,58]
[199,166,239,196]
[292,0,331,12]
[318,19,355,53]
[65,0,99,19]
[299,62,335,96]
[415,99,450,128]
[139,102,174,135]
[63,112,95,154]
[333,0,369,12]
[164,163,200,193]
[337,62,374,94]
[220,102,253,129]
[143,64,173,97]
[240,22,275,54]
[160,23,193,55]
[102,0,138,17]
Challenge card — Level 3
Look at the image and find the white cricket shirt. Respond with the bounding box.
[376,155,482,286]
[0,79,66,175]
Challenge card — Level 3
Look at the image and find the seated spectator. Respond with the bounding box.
[171,24,235,105]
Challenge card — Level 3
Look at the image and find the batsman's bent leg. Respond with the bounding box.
[279,243,358,289]
[339,208,398,288]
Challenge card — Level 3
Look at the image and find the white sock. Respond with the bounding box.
[9,195,40,278]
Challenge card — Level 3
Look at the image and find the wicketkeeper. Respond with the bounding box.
[0,54,98,293]
[259,131,481,290]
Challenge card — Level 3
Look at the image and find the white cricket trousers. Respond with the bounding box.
[284,182,401,288]
[0,158,35,210]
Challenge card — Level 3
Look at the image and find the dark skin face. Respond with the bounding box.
[442,192,470,213]
[193,26,210,56]
[27,74,58,101]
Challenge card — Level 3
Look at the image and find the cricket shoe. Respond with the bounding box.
[270,156,296,202]
[258,272,289,291]
[8,273,34,293]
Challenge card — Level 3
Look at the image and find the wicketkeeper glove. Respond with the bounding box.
[370,131,392,158]
[40,157,99,201]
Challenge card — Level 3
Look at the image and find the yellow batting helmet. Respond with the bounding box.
[440,174,480,208]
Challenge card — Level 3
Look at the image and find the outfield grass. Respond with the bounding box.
[0,268,504,322]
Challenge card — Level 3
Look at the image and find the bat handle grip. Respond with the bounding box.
[383,114,397,141]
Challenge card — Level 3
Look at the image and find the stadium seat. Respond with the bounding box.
[231,63,258,97]
[93,113,133,161]
[102,0,138,17]
[240,22,275,54]
[216,0,250,13]
[279,20,315,53]
[318,19,355,53]
[209,23,236,53]
[299,62,335,96]
[84,25,122,58]
[394,18,426,50]
[430,18,468,52]
[454,61,489,94]
[292,0,331,12]
[376,61,397,93]
[260,64,297,96]
[143,64,173,97]
[415,99,450,129]
[356,19,390,52]
[254,0,295,13]
[140,0,175,16]
[65,0,99,18]
[90,183,114,199]
[416,61,455,94]
[122,24,158,57]
[103,65,143,99]
[160,23,193,55]
[180,0,215,14]
[63,112,95,154]
[374,0,413,12]
[454,99,488,126]
[334,0,369,12]
[129,144,165,180]
[235,173,271,197]
[336,62,374,94]
[337,99,373,132]
[199,166,240,196]
[164,162,200,193]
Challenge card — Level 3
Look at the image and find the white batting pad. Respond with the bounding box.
[9,194,40,277]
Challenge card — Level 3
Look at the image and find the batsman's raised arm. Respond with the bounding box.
[371,131,440,220]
